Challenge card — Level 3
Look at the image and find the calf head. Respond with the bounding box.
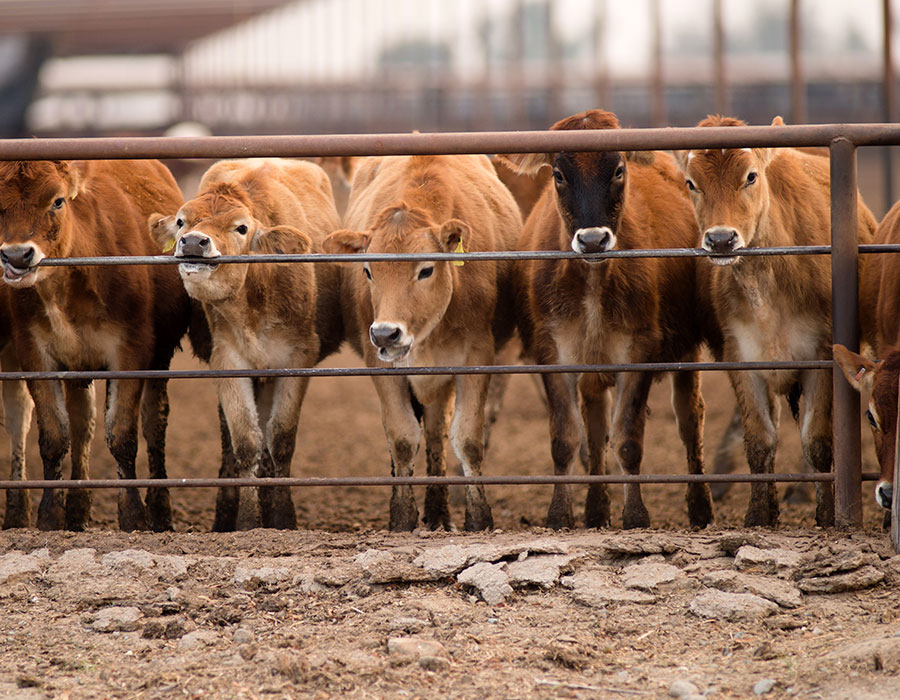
[149,184,312,303]
[500,109,651,260]
[0,161,84,287]
[677,115,779,265]
[323,204,465,363]
[833,344,897,510]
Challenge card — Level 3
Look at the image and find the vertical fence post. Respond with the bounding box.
[831,136,863,528]
[893,373,900,551]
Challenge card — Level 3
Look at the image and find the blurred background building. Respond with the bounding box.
[2,0,900,209]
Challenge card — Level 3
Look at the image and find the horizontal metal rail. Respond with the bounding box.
[0,360,833,382]
[3,123,900,160]
[0,473,881,491]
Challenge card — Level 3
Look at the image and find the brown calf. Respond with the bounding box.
[0,159,189,531]
[833,197,900,512]
[679,115,877,527]
[324,155,521,531]
[150,158,343,530]
[504,109,718,530]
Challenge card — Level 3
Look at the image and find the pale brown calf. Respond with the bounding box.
[151,158,343,530]
[324,154,521,531]
[680,115,877,527]
[0,159,188,531]
[504,109,719,530]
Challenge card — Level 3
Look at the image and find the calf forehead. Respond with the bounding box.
[561,151,620,178]
[687,148,754,183]
[0,162,63,211]
[367,206,440,253]
[182,195,248,229]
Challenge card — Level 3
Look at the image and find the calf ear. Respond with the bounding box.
[625,150,655,165]
[495,152,552,176]
[833,344,881,392]
[673,150,690,171]
[55,161,86,200]
[250,225,313,255]
[439,218,471,253]
[148,213,178,252]
[322,229,370,254]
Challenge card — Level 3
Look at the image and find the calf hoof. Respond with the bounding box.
[65,489,93,532]
[145,487,173,532]
[622,503,651,530]
[584,484,611,529]
[464,502,494,532]
[37,490,66,530]
[3,490,32,529]
[743,506,779,528]
[389,499,419,532]
[235,487,262,530]
[117,488,149,531]
[260,487,297,530]
[213,486,239,532]
[815,485,835,528]
[424,485,452,530]
[687,484,715,529]
[545,503,575,530]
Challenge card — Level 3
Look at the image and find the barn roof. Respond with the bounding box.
[0,0,294,56]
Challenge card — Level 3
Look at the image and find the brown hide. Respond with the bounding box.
[0,159,188,531]
[325,154,522,532]
[151,158,343,530]
[512,109,714,530]
[491,157,550,220]
[682,115,878,527]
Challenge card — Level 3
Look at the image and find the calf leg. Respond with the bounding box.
[2,348,34,528]
[710,403,744,500]
[731,370,779,527]
[64,380,95,531]
[543,372,582,529]
[140,379,173,531]
[611,372,654,529]
[579,373,611,528]
[217,376,263,530]
[671,369,713,528]
[106,378,148,531]
[800,369,834,527]
[423,383,453,530]
[30,379,69,531]
[453,372,493,531]
[259,377,307,530]
[374,376,422,531]
[212,403,239,532]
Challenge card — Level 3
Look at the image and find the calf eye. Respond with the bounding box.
[363,266,372,280]
[746,171,758,186]
[417,266,434,281]
[236,224,248,235]
[552,169,565,185]
[866,409,879,430]
[52,197,65,210]
[685,179,697,192]
[614,165,625,179]
[176,218,184,229]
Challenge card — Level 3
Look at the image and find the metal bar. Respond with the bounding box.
[893,370,900,552]
[831,137,863,528]
[0,360,835,383]
[7,124,900,161]
[0,472,882,492]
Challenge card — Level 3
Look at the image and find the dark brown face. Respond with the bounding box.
[866,354,899,509]
[551,150,626,259]
[0,161,76,288]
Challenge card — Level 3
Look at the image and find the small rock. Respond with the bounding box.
[622,561,682,591]
[457,562,512,605]
[798,565,885,594]
[233,628,255,645]
[419,655,450,671]
[154,555,190,581]
[689,590,778,621]
[506,554,577,589]
[814,635,900,673]
[178,629,219,650]
[562,570,656,607]
[703,570,802,608]
[734,546,802,576]
[413,545,470,577]
[669,679,699,697]
[354,549,394,569]
[0,552,44,584]
[89,606,142,633]
[44,548,97,582]
[233,566,291,588]
[387,636,449,666]
[101,549,154,571]
[753,678,776,695]
[390,617,430,633]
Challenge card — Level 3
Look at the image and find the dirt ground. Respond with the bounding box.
[0,349,899,700]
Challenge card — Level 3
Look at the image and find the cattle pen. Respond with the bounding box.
[0,123,898,552]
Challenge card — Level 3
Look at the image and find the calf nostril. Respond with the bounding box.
[199,238,209,248]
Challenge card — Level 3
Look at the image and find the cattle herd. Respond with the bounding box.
[0,109,897,534]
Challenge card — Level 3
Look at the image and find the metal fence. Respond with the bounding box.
[0,122,898,543]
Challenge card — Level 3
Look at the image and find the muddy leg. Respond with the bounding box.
[423,383,453,530]
[611,372,653,529]
[543,372,582,529]
[579,373,611,528]
[2,358,34,529]
[64,380,95,531]
[801,369,834,527]
[671,369,713,528]
[106,379,148,531]
[30,379,69,531]
[453,371,493,531]
[259,377,306,530]
[139,379,173,531]
[212,403,239,532]
[217,376,263,530]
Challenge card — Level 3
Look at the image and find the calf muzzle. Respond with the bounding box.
[0,243,42,286]
[875,480,893,509]
[177,233,213,258]
[369,322,412,362]
[703,227,741,254]
[572,227,615,257]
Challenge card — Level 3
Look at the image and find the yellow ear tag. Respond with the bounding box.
[162,237,176,253]
[452,240,467,267]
